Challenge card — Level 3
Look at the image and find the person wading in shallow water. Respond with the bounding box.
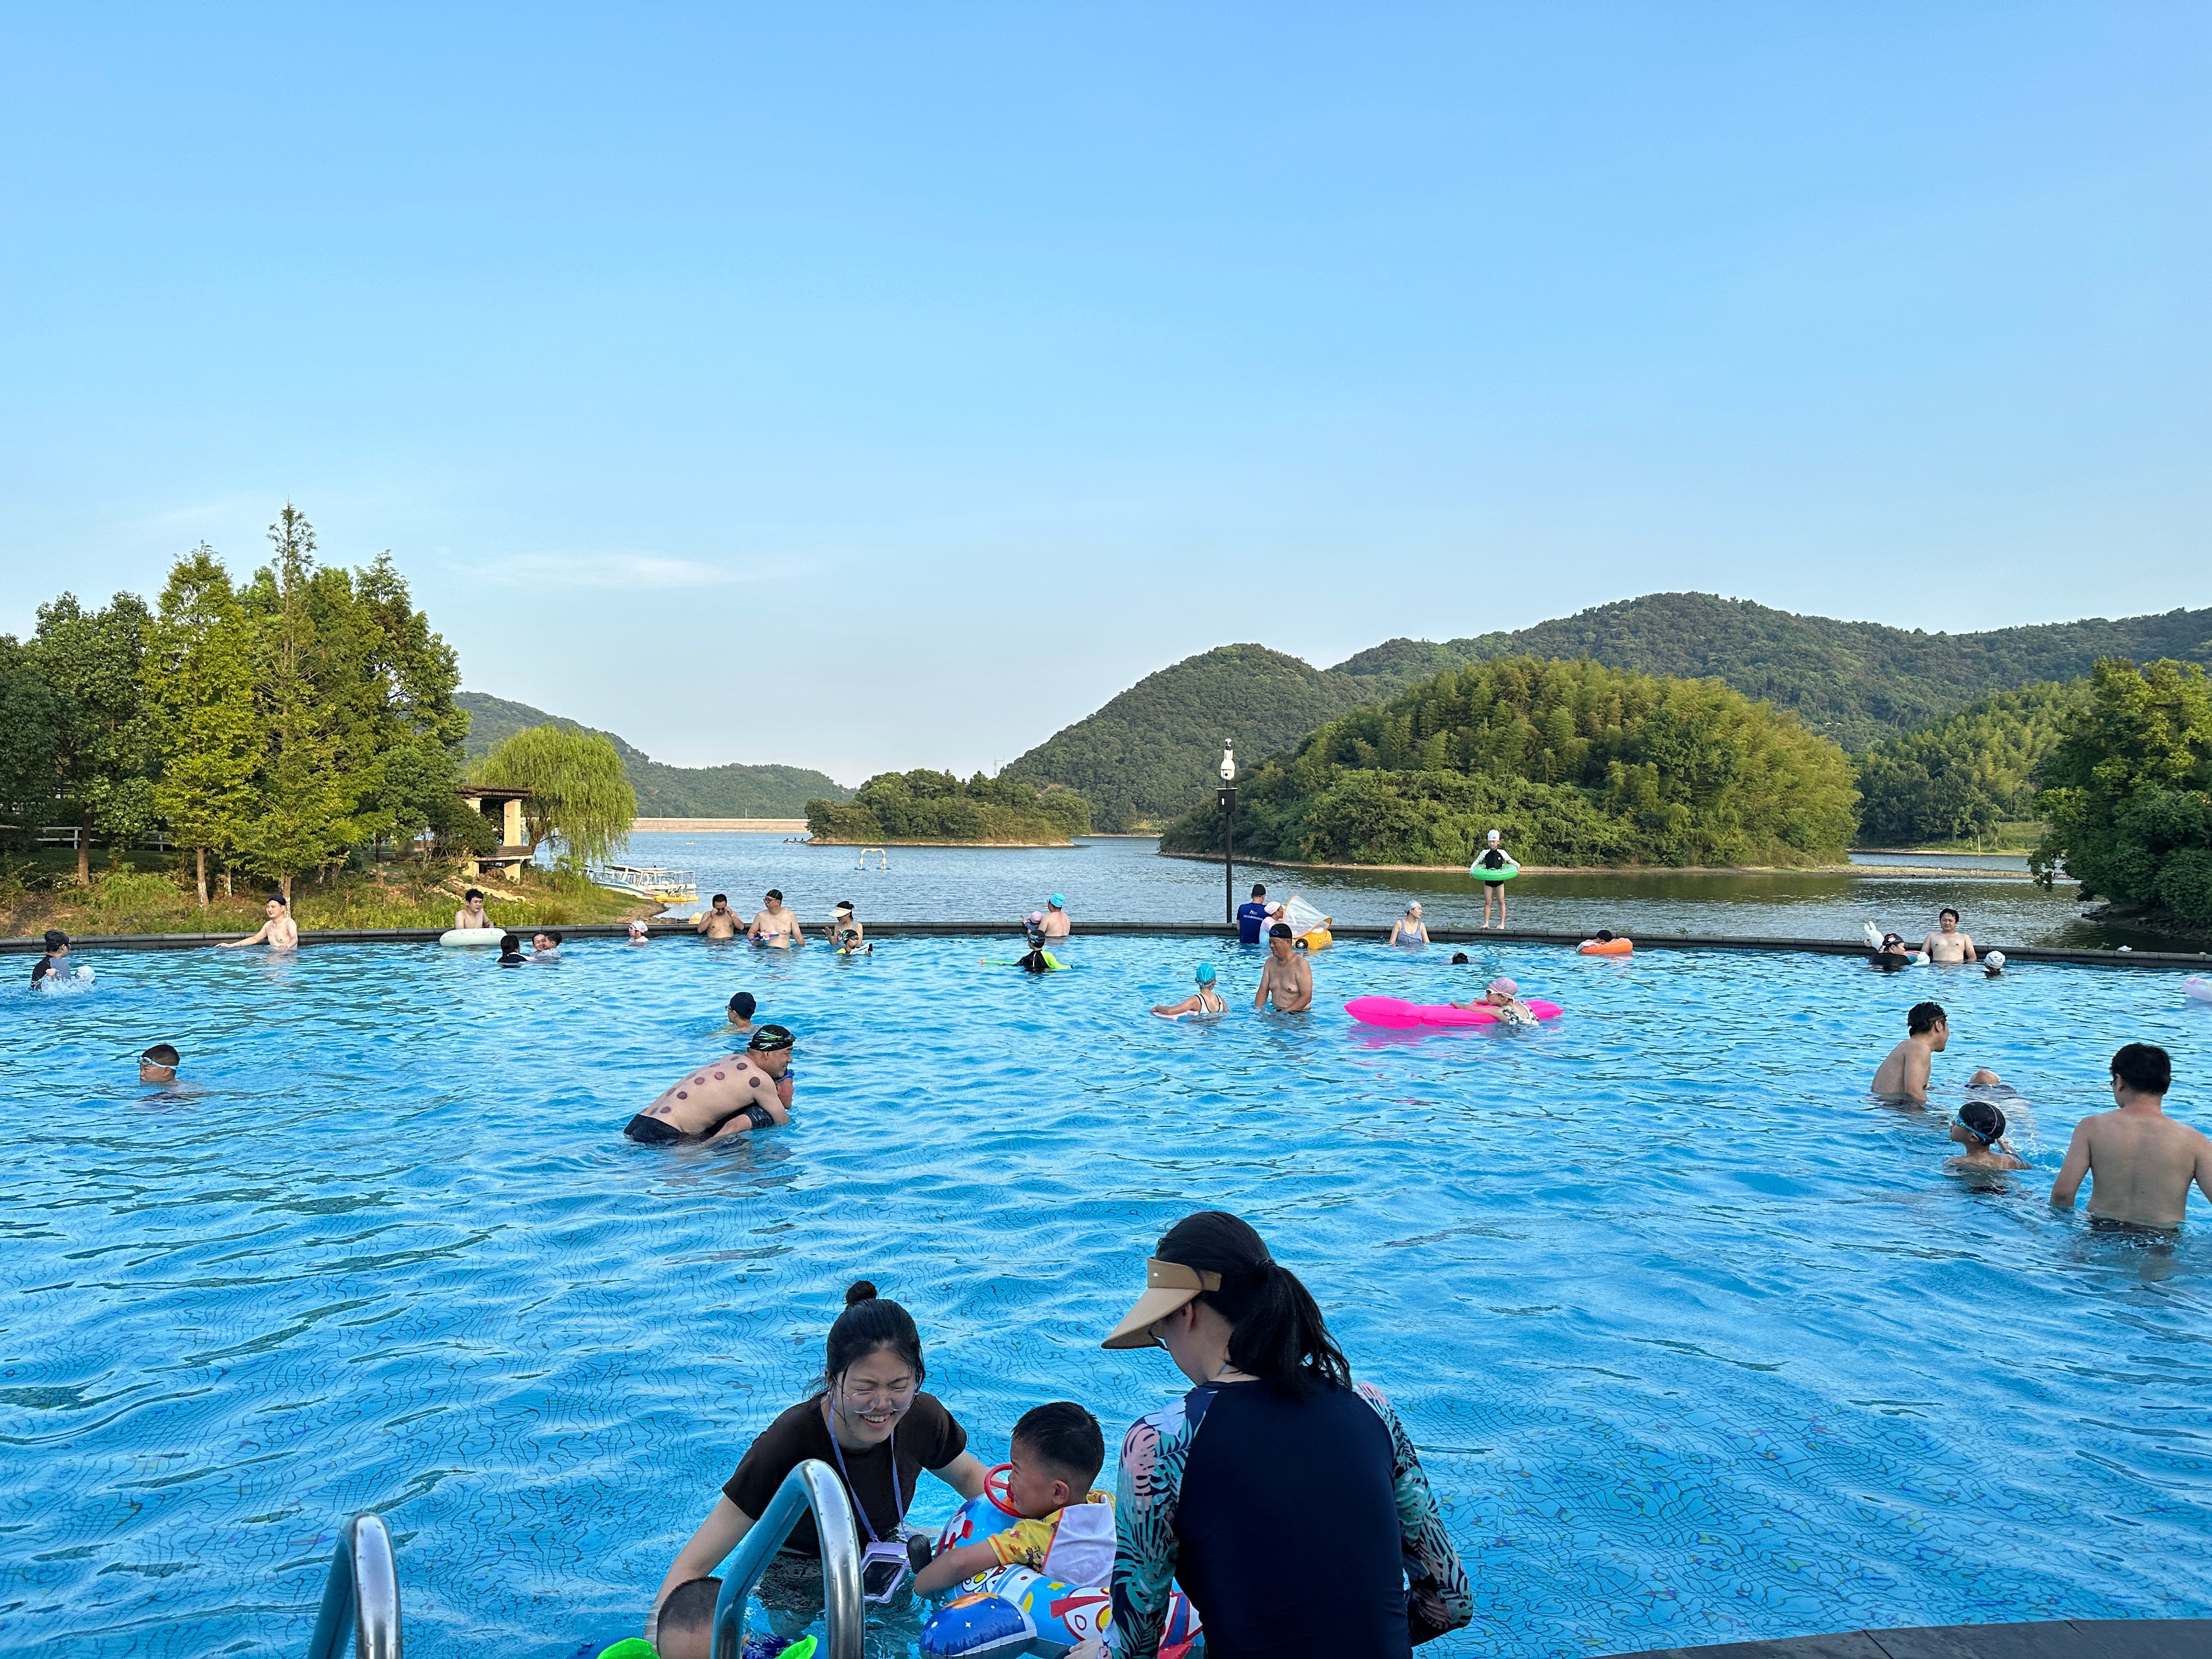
[1086,1211,1471,1658]
[2050,1043,2212,1229]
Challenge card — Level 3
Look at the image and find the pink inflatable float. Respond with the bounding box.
[1345,994,1562,1029]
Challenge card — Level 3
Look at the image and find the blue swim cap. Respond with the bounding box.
[1195,963,1216,982]
[1049,894,1065,908]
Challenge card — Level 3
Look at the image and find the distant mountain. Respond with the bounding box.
[999,645,1376,832]
[456,691,849,817]
[1330,594,2212,752]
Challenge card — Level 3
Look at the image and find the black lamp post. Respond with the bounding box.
[1217,742,1237,927]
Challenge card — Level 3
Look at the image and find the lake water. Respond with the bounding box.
[7,928,2211,1656]
[629,833,2172,952]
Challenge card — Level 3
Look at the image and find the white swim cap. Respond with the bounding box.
[1986,950,2006,968]
[1487,828,1502,843]
[1488,976,1519,997]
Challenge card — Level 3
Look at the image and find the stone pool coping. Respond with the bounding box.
[1602,1617,2210,1659]
[3,921,2206,969]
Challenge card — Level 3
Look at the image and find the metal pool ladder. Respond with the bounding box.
[710,1458,864,1659]
[306,1513,402,1658]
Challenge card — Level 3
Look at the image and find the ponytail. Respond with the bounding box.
[1155,1211,1352,1400]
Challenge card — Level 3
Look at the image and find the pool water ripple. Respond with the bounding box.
[5,934,2212,1655]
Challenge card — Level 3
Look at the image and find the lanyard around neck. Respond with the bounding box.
[823,1401,904,1544]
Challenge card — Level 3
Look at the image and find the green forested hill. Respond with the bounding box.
[1331,594,2212,752]
[1161,656,1857,868]
[1000,645,1376,832]
[1854,681,2085,847]
[455,692,849,817]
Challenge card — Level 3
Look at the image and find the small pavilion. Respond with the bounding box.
[456,786,534,878]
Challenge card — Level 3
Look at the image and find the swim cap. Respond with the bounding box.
[729,991,757,1018]
[748,1024,795,1052]
[1488,977,1519,997]
[1487,829,1501,843]
[628,918,648,932]
[1048,894,1065,908]
[1986,951,2006,968]
[1195,963,1216,982]
[1959,1100,2006,1145]
[1268,923,1294,940]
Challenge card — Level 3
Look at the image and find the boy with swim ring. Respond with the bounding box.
[912,1402,1113,1596]
[1153,964,1228,1019]
[1472,829,1519,928]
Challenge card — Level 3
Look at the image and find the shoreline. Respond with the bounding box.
[1154,848,2072,881]
[805,838,1087,850]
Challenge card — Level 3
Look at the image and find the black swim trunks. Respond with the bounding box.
[624,1114,686,1144]
[713,1101,776,1134]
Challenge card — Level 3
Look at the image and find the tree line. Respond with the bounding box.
[0,506,489,901]
[808,769,1092,844]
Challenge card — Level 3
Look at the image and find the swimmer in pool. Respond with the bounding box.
[531,931,562,960]
[139,1043,180,1084]
[826,900,868,953]
[1869,931,1915,971]
[627,918,651,945]
[2050,1043,2212,1229]
[30,929,69,986]
[1946,1097,2029,1171]
[1871,1001,1948,1105]
[1922,907,1978,964]
[496,932,528,966]
[623,1025,798,1143]
[1254,924,1312,1013]
[1450,951,1471,966]
[724,990,757,1035]
[1153,963,1228,1019]
[1983,951,2007,978]
[222,895,299,952]
[1452,976,1535,1024]
[1389,904,1430,947]
[694,893,742,940]
[749,889,804,948]
[1039,894,1072,941]
[453,889,491,932]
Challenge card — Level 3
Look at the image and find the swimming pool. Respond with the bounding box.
[7,933,2211,1656]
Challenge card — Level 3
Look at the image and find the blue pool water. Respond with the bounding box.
[7,932,2212,1656]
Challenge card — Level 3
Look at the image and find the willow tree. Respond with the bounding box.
[476,724,636,870]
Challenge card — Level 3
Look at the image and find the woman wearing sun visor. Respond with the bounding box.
[1097,1211,1471,1657]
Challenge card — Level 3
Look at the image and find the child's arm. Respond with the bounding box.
[912,1538,1002,1596]
[1152,996,1198,1017]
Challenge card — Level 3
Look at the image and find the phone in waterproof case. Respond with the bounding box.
[859,1541,910,1604]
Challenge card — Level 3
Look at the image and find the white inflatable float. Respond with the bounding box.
[2186,975,2212,1004]
[439,928,506,947]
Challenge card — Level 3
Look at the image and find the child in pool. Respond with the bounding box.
[1948,1097,2029,1172]
[1452,976,1535,1024]
[1153,963,1228,1019]
[30,929,69,986]
[827,901,868,953]
[140,1043,180,1084]
[912,1402,1113,1597]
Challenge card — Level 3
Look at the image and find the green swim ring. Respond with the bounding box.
[1469,859,1519,882]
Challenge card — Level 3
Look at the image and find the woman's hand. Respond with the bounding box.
[933,1451,990,1501]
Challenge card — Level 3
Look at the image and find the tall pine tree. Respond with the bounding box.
[237,506,349,899]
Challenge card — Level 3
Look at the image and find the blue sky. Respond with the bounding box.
[3,4,2205,781]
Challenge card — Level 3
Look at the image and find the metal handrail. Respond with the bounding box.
[710,1458,864,1659]
[306,1513,402,1659]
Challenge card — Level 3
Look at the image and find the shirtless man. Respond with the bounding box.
[1871,1001,1947,1104]
[748,889,804,948]
[2050,1044,2212,1229]
[453,889,490,932]
[623,1026,798,1143]
[1039,894,1072,941]
[695,893,742,939]
[1921,908,1978,964]
[222,896,300,952]
[1254,923,1313,1013]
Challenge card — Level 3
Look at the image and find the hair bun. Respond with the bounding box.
[845,1279,879,1306]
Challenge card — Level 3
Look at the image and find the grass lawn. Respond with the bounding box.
[2,850,652,939]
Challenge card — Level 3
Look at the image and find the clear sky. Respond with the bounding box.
[3,4,2205,782]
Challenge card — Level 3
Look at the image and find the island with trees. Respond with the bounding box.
[806,769,1092,845]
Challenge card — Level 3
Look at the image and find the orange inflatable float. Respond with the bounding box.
[1578,932,1632,956]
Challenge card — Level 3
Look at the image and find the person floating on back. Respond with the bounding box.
[222,895,299,952]
[1154,963,1228,1020]
[1947,1097,2029,1172]
[1871,1002,1948,1104]
[624,1026,797,1144]
[2050,1043,2212,1230]
[140,1043,180,1085]
[912,1401,1113,1597]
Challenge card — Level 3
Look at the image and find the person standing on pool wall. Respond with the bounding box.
[649,1279,990,1638]
[1472,828,1518,928]
[1090,1211,1471,1658]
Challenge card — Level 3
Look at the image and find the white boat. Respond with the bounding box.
[591,863,699,903]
